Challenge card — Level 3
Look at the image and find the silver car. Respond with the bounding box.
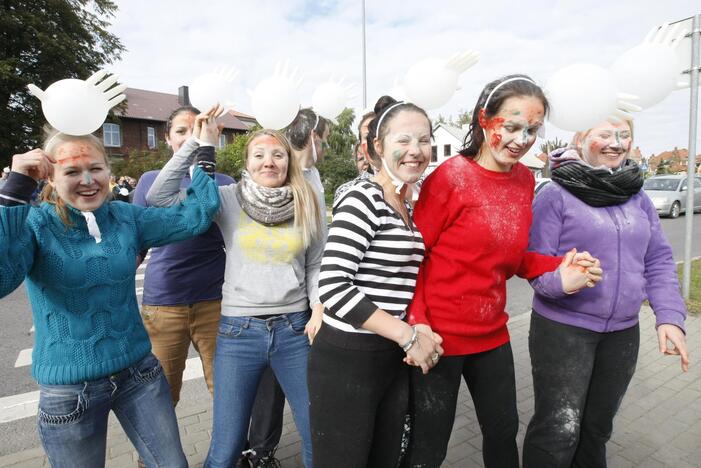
[643,175,701,218]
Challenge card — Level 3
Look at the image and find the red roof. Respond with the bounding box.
[115,88,251,131]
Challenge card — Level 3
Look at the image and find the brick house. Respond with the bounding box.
[99,86,255,158]
[647,147,701,174]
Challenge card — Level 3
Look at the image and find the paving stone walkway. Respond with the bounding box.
[1,307,698,467]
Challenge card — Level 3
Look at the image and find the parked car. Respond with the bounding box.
[534,178,551,196]
[643,174,701,218]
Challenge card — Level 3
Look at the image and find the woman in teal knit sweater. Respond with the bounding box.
[0,130,220,468]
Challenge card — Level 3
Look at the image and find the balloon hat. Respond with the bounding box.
[189,66,239,112]
[403,50,480,110]
[27,69,126,136]
[250,60,303,130]
[612,23,688,109]
[311,77,357,123]
[545,64,640,132]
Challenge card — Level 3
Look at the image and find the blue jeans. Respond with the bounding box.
[37,353,187,468]
[205,311,312,468]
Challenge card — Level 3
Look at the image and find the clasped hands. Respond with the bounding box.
[560,248,603,294]
[403,324,444,374]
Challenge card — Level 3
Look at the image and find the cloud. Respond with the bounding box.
[108,0,700,155]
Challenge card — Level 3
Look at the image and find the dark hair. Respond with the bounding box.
[459,74,548,157]
[366,96,432,165]
[357,111,375,140]
[285,108,330,150]
[165,105,200,136]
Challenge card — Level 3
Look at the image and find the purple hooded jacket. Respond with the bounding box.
[528,179,686,333]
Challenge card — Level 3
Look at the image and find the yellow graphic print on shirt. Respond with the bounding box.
[235,212,303,264]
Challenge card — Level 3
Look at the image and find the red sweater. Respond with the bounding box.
[408,156,561,355]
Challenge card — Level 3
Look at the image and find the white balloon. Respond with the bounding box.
[546,64,618,132]
[42,79,108,135]
[189,73,236,111]
[312,82,348,120]
[611,43,679,109]
[403,58,458,110]
[251,76,300,130]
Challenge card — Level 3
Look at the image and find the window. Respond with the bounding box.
[431,145,437,162]
[147,127,156,149]
[103,123,121,147]
[444,144,451,156]
[218,133,227,149]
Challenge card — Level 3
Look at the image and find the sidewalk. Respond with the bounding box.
[0,307,698,467]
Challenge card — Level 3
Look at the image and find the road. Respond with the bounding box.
[0,214,699,456]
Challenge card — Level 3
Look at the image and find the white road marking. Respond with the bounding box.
[1,357,203,424]
[14,349,32,368]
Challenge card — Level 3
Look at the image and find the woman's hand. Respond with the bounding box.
[11,149,55,181]
[193,104,225,146]
[657,324,689,372]
[402,325,444,374]
[560,248,603,293]
[305,303,325,345]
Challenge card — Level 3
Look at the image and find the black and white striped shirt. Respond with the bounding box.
[319,181,425,334]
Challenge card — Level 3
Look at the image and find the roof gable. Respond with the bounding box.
[114,88,250,131]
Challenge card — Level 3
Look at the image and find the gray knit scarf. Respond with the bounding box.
[235,170,294,225]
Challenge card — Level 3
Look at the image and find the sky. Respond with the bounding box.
[106,0,700,158]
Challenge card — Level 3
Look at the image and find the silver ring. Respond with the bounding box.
[431,353,439,362]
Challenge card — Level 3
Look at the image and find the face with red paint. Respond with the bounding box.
[50,141,111,211]
[478,96,545,172]
[578,120,632,169]
[374,110,431,184]
[166,111,197,153]
[246,134,290,188]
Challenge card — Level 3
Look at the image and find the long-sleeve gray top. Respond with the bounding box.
[146,138,323,316]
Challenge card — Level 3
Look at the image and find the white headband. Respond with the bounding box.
[482,77,545,138]
[483,77,537,110]
[374,101,406,136]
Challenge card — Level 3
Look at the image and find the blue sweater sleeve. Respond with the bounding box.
[0,204,37,297]
[132,167,220,250]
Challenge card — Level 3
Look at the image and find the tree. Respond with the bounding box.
[317,108,358,206]
[0,0,125,166]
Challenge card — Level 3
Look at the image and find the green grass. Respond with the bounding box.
[677,258,701,315]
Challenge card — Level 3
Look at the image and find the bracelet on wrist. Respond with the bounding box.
[400,326,418,352]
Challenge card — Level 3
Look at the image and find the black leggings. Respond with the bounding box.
[405,342,519,468]
[308,325,409,468]
[523,312,639,468]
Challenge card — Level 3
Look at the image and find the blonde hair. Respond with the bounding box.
[244,130,323,247]
[41,131,110,227]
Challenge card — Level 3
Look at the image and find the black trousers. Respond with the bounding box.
[523,312,639,468]
[247,367,285,457]
[308,325,409,468]
[405,342,519,468]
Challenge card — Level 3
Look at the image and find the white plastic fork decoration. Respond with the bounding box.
[611,23,687,109]
[312,77,357,123]
[546,63,641,132]
[250,60,303,130]
[403,50,480,110]
[27,70,126,135]
[189,66,239,112]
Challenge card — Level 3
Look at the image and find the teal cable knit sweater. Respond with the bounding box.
[0,168,220,385]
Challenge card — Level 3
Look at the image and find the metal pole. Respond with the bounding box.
[361,0,367,109]
[682,14,700,300]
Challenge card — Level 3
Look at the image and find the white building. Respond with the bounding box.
[428,122,545,177]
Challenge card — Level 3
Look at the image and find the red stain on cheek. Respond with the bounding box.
[479,110,505,149]
[589,141,604,154]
